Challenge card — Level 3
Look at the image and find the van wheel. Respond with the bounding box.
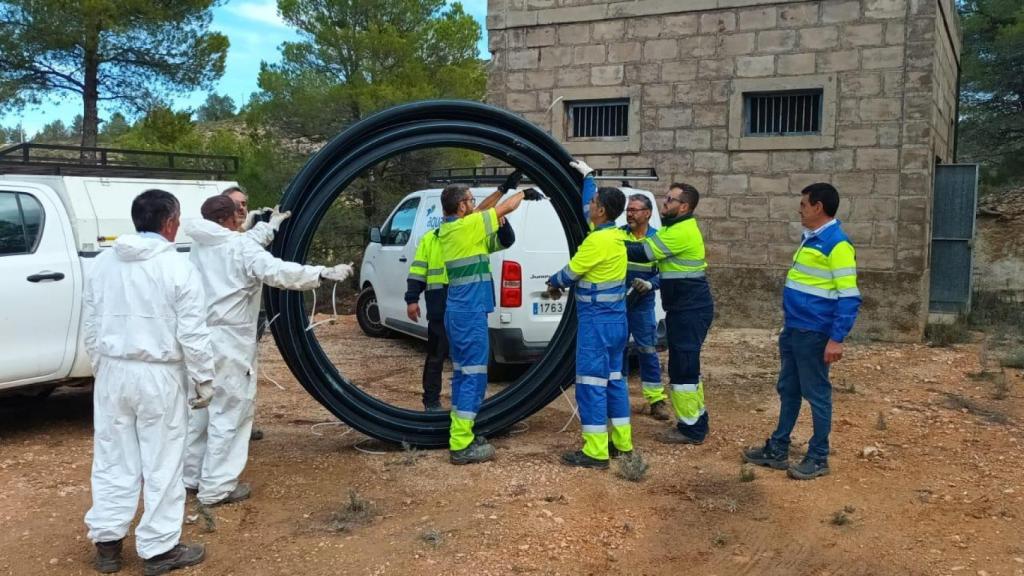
[356,286,392,338]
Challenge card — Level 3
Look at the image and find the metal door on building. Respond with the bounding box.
[928,164,979,314]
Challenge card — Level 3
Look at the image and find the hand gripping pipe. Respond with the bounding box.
[264,100,587,448]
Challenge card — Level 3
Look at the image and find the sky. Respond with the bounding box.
[1,0,490,137]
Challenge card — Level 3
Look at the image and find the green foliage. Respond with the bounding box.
[250,0,485,139]
[0,0,228,146]
[196,93,237,122]
[117,106,200,151]
[958,0,1024,190]
[0,123,26,144]
[100,113,131,142]
[32,119,72,143]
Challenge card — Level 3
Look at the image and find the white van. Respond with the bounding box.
[0,144,239,396]
[356,172,667,369]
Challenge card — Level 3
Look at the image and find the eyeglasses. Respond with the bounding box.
[663,196,683,204]
[462,195,476,205]
[625,208,650,214]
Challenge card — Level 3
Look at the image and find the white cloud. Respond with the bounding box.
[225,0,287,28]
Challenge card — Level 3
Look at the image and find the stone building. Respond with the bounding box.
[485,0,961,341]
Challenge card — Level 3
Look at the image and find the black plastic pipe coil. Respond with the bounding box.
[264,100,587,447]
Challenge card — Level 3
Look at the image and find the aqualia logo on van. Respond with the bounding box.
[425,204,443,229]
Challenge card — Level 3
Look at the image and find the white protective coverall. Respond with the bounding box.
[182,219,324,505]
[83,233,215,559]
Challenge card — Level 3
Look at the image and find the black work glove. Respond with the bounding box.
[500,169,523,192]
[522,188,546,201]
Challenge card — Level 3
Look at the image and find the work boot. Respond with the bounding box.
[742,440,789,470]
[560,450,609,469]
[250,427,264,441]
[423,400,444,412]
[648,400,670,421]
[142,543,206,576]
[206,482,251,507]
[185,486,198,497]
[787,458,830,480]
[657,428,704,445]
[608,443,632,459]
[94,539,123,574]
[450,440,495,465]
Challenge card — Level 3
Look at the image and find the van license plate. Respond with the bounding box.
[533,301,564,315]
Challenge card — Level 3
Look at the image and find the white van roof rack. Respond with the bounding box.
[428,167,658,187]
[0,143,238,180]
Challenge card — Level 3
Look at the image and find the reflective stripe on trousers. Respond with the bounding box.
[626,303,664,405]
[576,318,631,460]
[445,310,489,451]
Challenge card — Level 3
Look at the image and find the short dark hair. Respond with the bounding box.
[221,185,246,197]
[131,189,180,233]
[627,193,652,211]
[441,184,470,215]
[201,195,238,224]
[670,182,700,211]
[802,182,840,217]
[596,187,626,221]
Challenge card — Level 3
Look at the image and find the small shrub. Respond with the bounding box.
[739,465,756,482]
[831,510,850,526]
[616,452,649,482]
[925,316,970,347]
[1001,348,1024,369]
[420,529,443,547]
[329,490,375,532]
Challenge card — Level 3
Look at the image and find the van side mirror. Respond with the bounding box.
[369,226,381,243]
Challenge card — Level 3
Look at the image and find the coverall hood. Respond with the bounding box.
[183,219,237,247]
[113,234,177,261]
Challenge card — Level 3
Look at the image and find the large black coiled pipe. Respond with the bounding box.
[264,100,585,447]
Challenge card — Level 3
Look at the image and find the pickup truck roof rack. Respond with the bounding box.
[0,143,238,180]
[428,166,658,188]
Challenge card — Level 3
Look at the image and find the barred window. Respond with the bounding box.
[744,90,823,136]
[567,99,629,139]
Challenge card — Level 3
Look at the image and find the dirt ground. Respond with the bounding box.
[3,317,1024,576]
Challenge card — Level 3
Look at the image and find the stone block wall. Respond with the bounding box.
[487,0,962,341]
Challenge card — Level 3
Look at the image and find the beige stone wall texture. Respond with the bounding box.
[486,0,962,341]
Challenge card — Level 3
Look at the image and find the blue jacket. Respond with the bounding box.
[621,224,660,308]
[783,221,861,342]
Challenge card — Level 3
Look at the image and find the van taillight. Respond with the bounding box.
[500,260,522,308]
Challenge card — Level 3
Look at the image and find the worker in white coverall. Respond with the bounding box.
[220,184,279,442]
[183,194,353,506]
[83,189,213,576]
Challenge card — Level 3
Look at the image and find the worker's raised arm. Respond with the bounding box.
[476,170,523,212]
[494,190,524,220]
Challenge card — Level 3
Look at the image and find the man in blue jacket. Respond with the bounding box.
[621,194,668,421]
[743,183,861,480]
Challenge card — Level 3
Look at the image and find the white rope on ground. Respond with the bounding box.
[352,437,387,455]
[558,386,580,433]
[509,422,530,435]
[310,421,353,438]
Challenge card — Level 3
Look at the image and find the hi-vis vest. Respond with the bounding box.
[438,208,499,313]
[408,230,447,291]
[640,214,713,312]
[782,220,861,342]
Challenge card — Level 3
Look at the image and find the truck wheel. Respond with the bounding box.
[356,286,392,338]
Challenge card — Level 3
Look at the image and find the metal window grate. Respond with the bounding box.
[744,90,823,136]
[567,99,629,138]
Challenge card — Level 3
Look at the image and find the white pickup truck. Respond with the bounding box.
[0,144,238,396]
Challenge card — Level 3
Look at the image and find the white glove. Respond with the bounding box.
[631,277,653,294]
[241,208,272,232]
[569,159,593,177]
[321,262,354,283]
[189,380,214,409]
[269,206,292,231]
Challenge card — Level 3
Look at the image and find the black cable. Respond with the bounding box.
[264,100,585,448]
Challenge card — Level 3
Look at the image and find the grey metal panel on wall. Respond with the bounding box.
[929,164,979,313]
